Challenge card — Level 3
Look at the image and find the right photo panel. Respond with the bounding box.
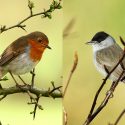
[63,0,125,125]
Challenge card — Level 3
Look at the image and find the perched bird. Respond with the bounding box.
[0,31,51,81]
[86,31,125,82]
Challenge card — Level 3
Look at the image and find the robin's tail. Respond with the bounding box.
[0,67,7,79]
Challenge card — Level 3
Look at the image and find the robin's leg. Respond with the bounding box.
[9,71,19,86]
[18,75,27,85]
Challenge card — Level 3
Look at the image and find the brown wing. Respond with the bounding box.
[96,43,123,66]
[96,43,125,81]
[0,36,28,66]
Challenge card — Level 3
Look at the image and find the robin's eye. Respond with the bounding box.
[38,38,43,43]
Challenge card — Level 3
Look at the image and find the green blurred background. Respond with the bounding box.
[0,0,62,125]
[64,0,125,125]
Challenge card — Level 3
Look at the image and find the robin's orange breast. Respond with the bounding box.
[28,39,46,61]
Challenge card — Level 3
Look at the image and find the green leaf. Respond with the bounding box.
[47,14,52,19]
[57,4,62,9]
[50,5,55,12]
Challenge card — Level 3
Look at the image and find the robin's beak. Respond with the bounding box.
[85,41,95,45]
[46,45,52,49]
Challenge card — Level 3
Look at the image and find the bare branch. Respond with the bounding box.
[63,51,78,97]
[0,0,62,33]
[120,36,125,46]
[0,85,62,98]
[28,94,42,119]
[63,52,78,125]
[32,96,41,119]
[49,81,62,97]
[0,83,62,119]
[109,109,125,125]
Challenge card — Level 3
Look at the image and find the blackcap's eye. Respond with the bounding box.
[37,38,43,43]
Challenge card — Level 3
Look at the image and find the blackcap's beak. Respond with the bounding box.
[85,41,94,45]
[46,45,52,49]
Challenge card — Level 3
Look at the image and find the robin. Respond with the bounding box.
[0,31,51,83]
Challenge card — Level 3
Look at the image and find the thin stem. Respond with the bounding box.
[31,68,35,87]
[0,1,62,33]
[33,95,40,119]
[63,52,78,97]
[84,71,124,125]
[113,109,125,125]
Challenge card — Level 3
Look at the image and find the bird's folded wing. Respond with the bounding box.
[0,50,24,66]
[96,43,124,67]
[0,36,28,67]
[106,65,123,79]
[96,43,125,81]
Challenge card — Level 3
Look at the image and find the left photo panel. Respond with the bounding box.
[0,0,62,125]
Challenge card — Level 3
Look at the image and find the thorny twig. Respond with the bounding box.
[0,0,62,33]
[83,37,125,125]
